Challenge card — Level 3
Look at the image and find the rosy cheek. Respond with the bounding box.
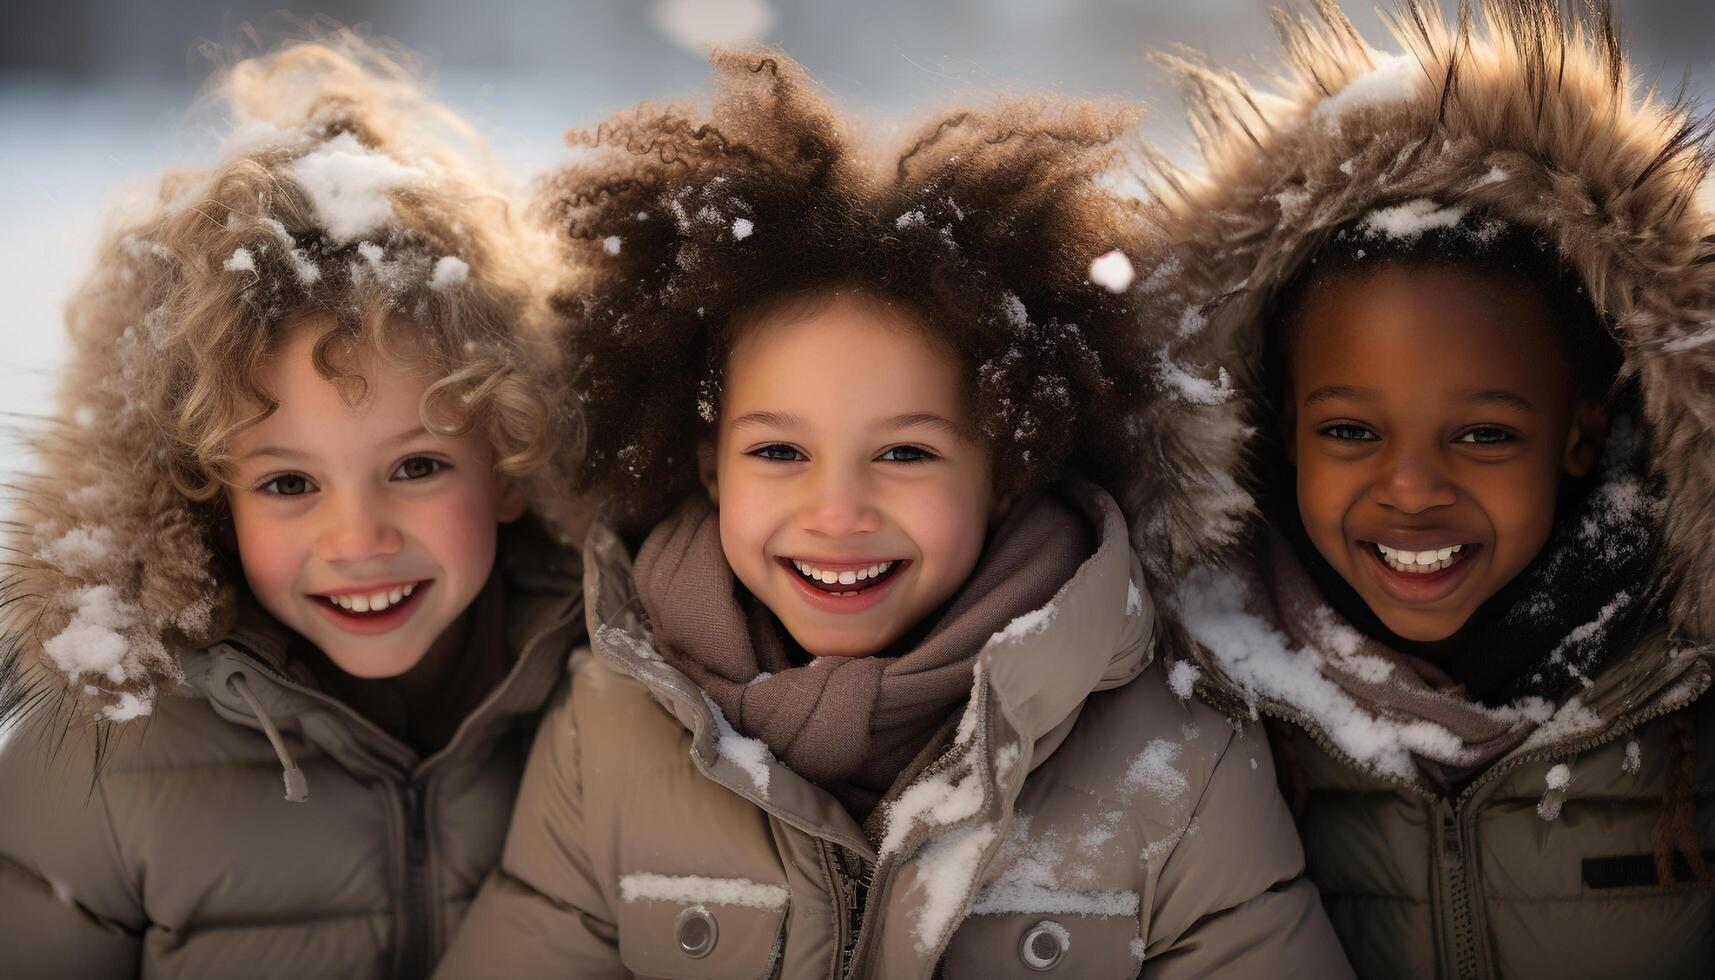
[231,505,303,604]
[422,481,504,579]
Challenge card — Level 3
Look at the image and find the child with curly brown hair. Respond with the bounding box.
[436,51,1349,979]
[0,38,585,979]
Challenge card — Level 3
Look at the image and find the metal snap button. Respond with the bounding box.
[675,906,718,958]
[1020,920,1068,971]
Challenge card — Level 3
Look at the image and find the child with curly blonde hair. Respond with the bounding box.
[0,37,583,979]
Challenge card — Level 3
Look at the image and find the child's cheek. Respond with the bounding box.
[713,479,779,590]
[421,478,505,589]
[1294,462,1355,564]
[230,504,305,612]
[901,479,988,600]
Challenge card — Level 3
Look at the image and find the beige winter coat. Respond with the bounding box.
[1275,631,1712,979]
[436,484,1350,979]
[1136,2,1715,977]
[0,530,585,980]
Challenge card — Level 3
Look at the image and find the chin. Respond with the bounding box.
[321,645,429,679]
[785,625,890,660]
[1372,610,1466,645]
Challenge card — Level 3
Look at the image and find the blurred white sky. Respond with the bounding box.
[0,0,1709,429]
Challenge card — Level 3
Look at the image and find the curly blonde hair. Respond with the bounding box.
[74,36,562,503]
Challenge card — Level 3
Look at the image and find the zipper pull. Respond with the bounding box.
[1441,810,1462,863]
[403,783,428,845]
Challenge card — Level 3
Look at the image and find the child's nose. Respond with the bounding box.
[1368,446,1458,514]
[797,469,883,538]
[315,491,405,563]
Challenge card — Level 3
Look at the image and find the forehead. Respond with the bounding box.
[1290,265,1576,399]
[723,295,967,416]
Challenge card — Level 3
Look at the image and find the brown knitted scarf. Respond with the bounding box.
[1262,533,1540,788]
[635,491,1093,818]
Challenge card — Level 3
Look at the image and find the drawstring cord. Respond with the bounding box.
[226,672,310,803]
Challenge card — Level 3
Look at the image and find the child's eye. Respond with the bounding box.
[877,445,937,463]
[1318,423,1378,442]
[1455,427,1514,445]
[259,473,316,497]
[748,444,805,462]
[391,456,448,481]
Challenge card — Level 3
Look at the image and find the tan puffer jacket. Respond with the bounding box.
[435,484,1351,979]
[1138,2,1715,977]
[0,530,585,980]
[0,41,586,978]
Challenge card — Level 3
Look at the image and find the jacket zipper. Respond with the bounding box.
[395,781,433,980]
[1438,803,1482,980]
[1261,660,1710,980]
[818,841,863,978]
[215,593,581,980]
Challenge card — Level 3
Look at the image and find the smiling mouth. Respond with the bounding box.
[1369,543,1476,575]
[780,558,907,597]
[312,581,428,615]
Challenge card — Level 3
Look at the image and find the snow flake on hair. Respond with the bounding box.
[428,255,469,291]
[1088,249,1136,293]
[291,132,424,243]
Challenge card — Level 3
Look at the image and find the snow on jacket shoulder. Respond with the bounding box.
[436,483,1350,979]
[1139,2,1715,977]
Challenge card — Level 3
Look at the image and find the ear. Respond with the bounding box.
[697,439,719,506]
[495,478,529,524]
[1561,402,1609,478]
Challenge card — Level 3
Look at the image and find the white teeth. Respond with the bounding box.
[791,560,896,586]
[326,583,419,613]
[1375,543,1469,574]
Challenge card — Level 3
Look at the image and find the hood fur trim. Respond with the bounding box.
[1141,0,1715,642]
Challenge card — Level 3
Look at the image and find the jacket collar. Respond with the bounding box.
[191,531,583,786]
[583,480,1152,855]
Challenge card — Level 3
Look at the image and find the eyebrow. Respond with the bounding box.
[1453,388,1537,412]
[1303,385,1537,413]
[236,425,433,462]
[727,410,803,431]
[726,411,965,437]
[881,412,965,436]
[1303,384,1378,405]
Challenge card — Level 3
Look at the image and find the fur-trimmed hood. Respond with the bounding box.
[1135,0,1715,665]
[0,42,569,730]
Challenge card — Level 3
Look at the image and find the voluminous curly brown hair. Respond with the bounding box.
[544,50,1170,529]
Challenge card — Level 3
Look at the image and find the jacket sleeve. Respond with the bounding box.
[435,668,624,979]
[1140,721,1354,980]
[0,712,145,979]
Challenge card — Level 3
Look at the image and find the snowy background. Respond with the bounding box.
[1,0,1709,434]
